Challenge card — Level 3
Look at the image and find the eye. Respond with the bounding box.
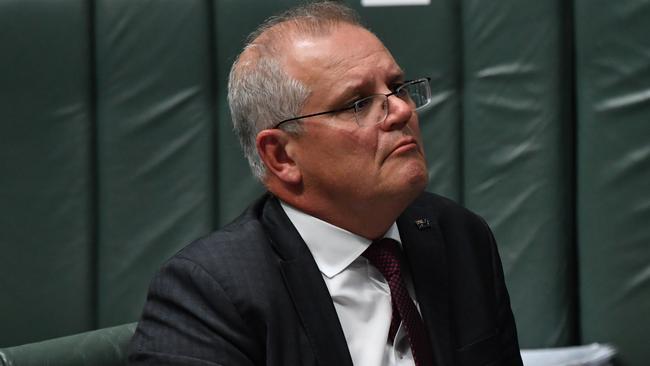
[394,81,414,100]
[354,95,375,112]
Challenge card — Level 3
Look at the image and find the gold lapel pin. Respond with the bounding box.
[414,218,431,230]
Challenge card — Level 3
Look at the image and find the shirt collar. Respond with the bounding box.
[280,201,402,278]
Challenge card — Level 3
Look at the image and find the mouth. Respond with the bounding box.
[380,137,421,164]
[390,137,419,155]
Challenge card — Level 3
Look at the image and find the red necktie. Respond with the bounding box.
[363,238,435,366]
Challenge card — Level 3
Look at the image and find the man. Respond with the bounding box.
[129,2,522,366]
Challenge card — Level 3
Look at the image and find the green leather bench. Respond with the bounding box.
[0,323,136,366]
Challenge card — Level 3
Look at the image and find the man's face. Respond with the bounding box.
[281,23,428,212]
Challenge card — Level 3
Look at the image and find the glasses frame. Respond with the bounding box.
[272,77,431,130]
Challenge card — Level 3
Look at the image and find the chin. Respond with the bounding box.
[408,170,428,196]
[396,160,429,199]
[406,156,428,182]
[378,154,428,197]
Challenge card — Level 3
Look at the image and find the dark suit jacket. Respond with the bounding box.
[129,192,523,366]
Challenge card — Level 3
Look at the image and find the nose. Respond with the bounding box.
[380,94,414,131]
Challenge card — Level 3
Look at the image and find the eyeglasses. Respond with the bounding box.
[273,77,432,129]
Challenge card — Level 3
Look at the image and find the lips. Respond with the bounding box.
[379,137,420,164]
[390,137,419,155]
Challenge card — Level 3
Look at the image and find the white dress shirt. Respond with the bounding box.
[281,202,419,366]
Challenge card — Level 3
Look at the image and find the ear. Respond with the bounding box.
[256,129,302,184]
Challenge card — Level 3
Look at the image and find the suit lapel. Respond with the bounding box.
[397,202,454,366]
[261,196,353,366]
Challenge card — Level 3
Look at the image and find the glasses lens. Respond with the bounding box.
[354,79,431,126]
[402,79,431,111]
[355,95,388,126]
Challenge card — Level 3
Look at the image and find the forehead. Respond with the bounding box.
[281,23,403,93]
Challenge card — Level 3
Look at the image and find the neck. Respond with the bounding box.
[270,183,419,240]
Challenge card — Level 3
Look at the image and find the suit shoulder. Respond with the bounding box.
[163,195,274,275]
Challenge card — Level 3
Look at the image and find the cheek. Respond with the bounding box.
[296,126,380,175]
[331,128,379,159]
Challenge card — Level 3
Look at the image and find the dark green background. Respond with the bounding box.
[0,0,648,365]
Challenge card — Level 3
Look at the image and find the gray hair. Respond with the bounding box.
[227,1,362,181]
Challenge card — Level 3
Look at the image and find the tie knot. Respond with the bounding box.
[362,238,402,281]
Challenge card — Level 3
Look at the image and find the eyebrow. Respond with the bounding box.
[330,79,367,107]
[335,69,406,105]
